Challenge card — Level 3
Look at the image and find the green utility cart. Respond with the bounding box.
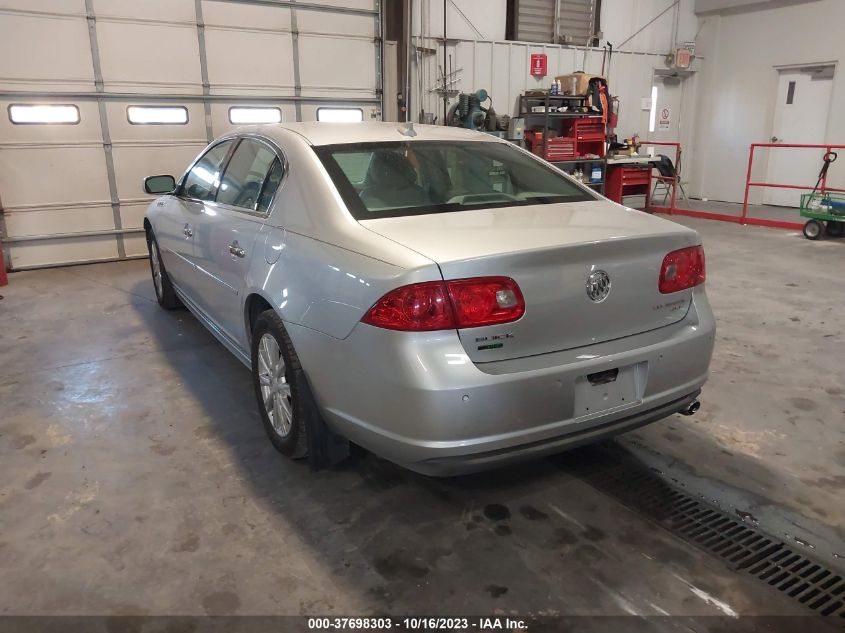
[800,192,845,240]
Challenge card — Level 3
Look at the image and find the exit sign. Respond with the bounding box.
[530,53,547,78]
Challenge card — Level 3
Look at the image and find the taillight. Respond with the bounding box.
[659,245,705,294]
[447,277,525,327]
[361,281,454,331]
[361,276,525,331]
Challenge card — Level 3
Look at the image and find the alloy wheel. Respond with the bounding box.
[257,333,292,437]
[150,241,163,298]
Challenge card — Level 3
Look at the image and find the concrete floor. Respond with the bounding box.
[0,217,843,620]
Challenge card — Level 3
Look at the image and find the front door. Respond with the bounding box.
[192,138,285,350]
[153,195,196,293]
[165,139,237,297]
[764,68,834,207]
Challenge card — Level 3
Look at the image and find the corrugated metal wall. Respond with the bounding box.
[0,0,382,270]
[412,36,699,170]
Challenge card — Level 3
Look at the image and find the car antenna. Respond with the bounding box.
[398,121,417,137]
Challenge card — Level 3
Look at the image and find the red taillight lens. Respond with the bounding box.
[362,276,525,331]
[361,281,455,331]
[659,245,706,294]
[447,277,525,328]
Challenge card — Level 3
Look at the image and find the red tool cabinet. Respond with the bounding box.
[605,165,651,203]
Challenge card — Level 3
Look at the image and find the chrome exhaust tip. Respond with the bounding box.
[680,399,701,416]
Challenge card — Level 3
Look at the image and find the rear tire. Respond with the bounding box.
[803,220,823,240]
[826,221,844,238]
[146,232,181,309]
[251,310,308,459]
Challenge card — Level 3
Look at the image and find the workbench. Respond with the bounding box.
[605,155,660,204]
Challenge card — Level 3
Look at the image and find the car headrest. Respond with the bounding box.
[366,152,418,188]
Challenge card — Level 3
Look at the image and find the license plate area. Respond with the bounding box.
[574,361,647,419]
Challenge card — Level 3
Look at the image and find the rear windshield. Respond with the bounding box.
[314,140,596,220]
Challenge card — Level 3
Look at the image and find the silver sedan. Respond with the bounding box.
[143,122,714,475]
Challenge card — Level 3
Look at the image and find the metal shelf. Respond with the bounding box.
[520,112,602,119]
[522,94,588,100]
[552,158,604,164]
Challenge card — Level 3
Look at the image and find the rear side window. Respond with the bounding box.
[315,140,594,220]
[181,140,234,201]
[216,139,279,211]
[257,159,284,214]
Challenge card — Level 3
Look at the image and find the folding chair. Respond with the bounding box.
[652,152,687,205]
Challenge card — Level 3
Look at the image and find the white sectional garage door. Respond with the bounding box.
[0,0,382,269]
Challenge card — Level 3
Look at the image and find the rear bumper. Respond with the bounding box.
[411,390,700,475]
[287,286,715,476]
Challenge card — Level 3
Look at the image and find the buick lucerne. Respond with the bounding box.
[143,122,714,475]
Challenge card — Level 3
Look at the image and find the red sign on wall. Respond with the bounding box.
[530,54,548,78]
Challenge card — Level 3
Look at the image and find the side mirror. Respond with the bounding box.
[144,174,176,195]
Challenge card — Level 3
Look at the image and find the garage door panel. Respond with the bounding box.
[0,147,110,208]
[105,102,206,142]
[96,21,202,92]
[111,143,206,201]
[204,28,295,92]
[201,1,291,31]
[122,232,148,257]
[295,11,375,37]
[118,202,149,232]
[0,100,102,144]
[0,0,84,12]
[93,0,196,22]
[5,205,116,237]
[1,0,381,269]
[299,36,375,94]
[312,0,376,10]
[0,14,94,91]
[9,236,120,269]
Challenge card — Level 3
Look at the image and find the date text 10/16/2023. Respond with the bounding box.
[307,617,528,630]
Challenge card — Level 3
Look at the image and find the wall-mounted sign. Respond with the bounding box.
[659,106,671,131]
[674,48,693,69]
[530,53,547,78]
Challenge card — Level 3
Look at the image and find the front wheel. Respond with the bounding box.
[803,219,824,240]
[147,233,181,309]
[251,310,308,459]
[826,221,844,238]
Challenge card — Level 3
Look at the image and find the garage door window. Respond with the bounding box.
[181,140,235,201]
[229,107,282,125]
[217,139,282,213]
[8,104,80,124]
[317,107,364,122]
[127,105,188,125]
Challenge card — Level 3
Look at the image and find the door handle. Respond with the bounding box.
[229,241,245,258]
[771,136,780,143]
[183,224,193,238]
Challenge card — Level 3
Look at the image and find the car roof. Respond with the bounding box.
[244,121,501,147]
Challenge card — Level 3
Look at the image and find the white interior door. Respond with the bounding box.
[650,75,685,144]
[764,70,833,207]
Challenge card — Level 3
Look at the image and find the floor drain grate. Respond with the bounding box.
[560,443,845,619]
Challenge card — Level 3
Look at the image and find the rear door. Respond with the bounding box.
[192,137,285,349]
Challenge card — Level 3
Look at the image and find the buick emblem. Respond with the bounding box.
[586,270,611,303]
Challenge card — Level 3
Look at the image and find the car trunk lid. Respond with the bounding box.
[360,200,701,362]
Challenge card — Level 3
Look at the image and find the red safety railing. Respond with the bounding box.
[647,142,845,230]
[740,143,845,229]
